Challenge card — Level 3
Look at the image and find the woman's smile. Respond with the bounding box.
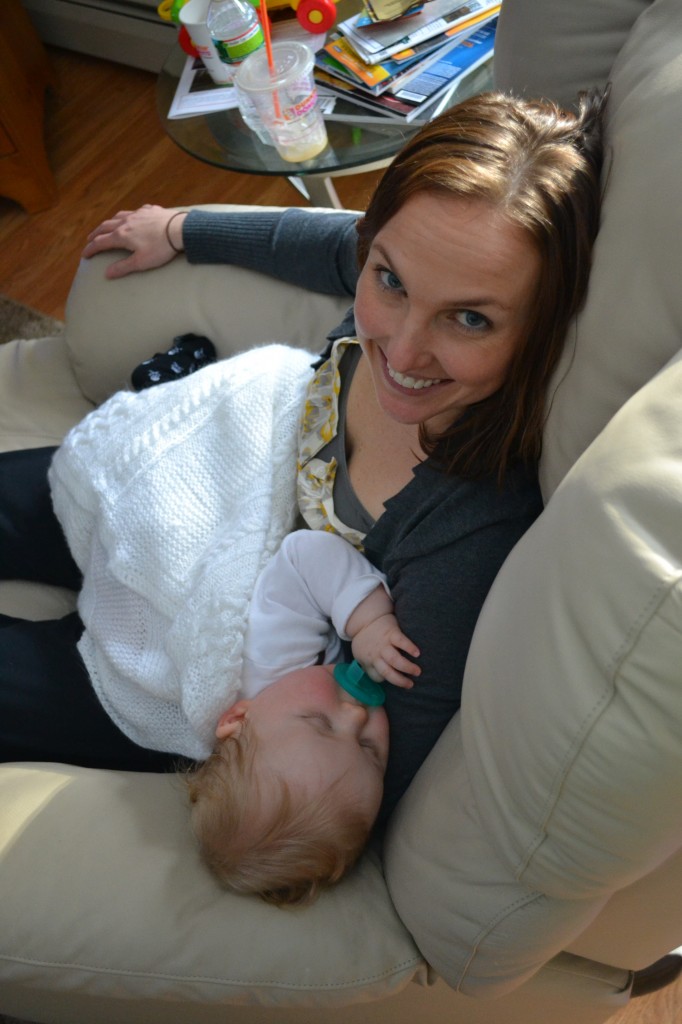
[386,361,443,390]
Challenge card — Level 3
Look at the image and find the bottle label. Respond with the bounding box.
[213,22,264,65]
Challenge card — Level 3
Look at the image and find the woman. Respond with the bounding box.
[5,92,606,824]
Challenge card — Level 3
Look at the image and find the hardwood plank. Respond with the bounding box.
[0,46,382,320]
[607,972,682,1024]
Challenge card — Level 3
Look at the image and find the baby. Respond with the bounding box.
[187,528,420,906]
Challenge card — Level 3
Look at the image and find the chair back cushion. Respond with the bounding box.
[498,0,682,497]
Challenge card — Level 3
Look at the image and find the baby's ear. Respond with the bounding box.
[215,700,250,740]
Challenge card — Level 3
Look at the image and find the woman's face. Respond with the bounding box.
[354,192,541,434]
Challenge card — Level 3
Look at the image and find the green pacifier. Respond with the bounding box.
[333,660,386,706]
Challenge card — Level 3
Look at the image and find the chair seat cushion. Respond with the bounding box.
[0,763,426,1009]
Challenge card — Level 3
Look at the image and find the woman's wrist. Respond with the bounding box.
[165,211,187,254]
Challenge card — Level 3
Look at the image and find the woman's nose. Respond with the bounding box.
[386,318,431,373]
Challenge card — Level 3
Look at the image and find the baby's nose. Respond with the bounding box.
[339,699,370,731]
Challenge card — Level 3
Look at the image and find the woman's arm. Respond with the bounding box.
[82,203,361,296]
[184,208,361,297]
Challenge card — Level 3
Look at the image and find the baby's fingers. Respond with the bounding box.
[361,659,413,688]
[390,628,420,660]
[378,662,417,689]
[371,649,420,688]
[383,645,421,676]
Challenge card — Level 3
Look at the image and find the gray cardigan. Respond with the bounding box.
[183,208,542,822]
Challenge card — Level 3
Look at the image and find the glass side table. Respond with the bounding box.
[157,44,493,208]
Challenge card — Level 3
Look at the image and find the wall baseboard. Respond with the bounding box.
[23,0,176,72]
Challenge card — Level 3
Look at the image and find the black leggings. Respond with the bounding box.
[0,447,186,771]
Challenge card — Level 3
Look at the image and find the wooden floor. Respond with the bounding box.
[609,971,682,1024]
[0,46,384,321]
[0,44,681,1024]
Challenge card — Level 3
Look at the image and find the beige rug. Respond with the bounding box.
[0,294,64,344]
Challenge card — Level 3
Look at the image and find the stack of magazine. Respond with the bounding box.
[316,0,499,124]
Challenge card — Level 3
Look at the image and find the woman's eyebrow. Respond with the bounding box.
[372,241,393,265]
[454,296,513,311]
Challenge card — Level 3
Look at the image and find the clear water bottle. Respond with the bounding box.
[207,0,273,144]
[206,0,264,78]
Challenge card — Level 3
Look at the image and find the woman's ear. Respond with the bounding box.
[215,700,250,740]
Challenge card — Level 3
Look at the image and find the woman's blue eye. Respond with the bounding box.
[456,310,489,331]
[378,268,403,292]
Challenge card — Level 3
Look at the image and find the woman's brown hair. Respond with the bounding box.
[356,90,607,481]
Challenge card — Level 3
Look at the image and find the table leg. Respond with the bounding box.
[288,174,343,209]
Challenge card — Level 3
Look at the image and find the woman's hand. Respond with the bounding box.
[81,205,187,279]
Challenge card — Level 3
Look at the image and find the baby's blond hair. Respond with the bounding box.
[186,724,373,906]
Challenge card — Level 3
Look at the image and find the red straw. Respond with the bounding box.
[258,0,282,118]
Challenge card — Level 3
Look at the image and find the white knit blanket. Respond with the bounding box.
[49,344,315,760]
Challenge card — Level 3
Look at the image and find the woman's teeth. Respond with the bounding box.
[388,366,442,389]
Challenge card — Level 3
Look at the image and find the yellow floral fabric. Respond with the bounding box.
[297,338,366,551]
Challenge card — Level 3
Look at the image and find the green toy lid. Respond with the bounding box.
[333,660,385,706]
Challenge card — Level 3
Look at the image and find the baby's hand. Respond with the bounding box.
[351,613,420,689]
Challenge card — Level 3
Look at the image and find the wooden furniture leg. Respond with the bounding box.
[0,0,58,213]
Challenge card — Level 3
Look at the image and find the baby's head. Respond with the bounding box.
[187,664,389,906]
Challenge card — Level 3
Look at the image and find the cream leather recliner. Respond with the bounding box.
[1,1,681,1021]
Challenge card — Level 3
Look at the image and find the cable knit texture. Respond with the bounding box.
[49,345,315,760]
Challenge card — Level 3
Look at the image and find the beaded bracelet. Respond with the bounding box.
[165,211,185,254]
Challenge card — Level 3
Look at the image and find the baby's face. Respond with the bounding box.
[244,665,389,826]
